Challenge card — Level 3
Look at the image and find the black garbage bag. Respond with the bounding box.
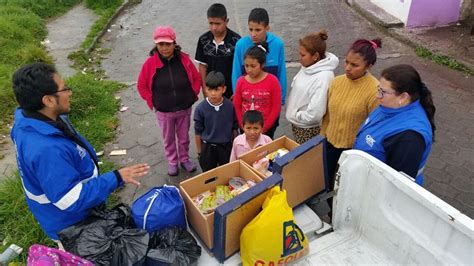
[146,226,202,266]
[59,204,149,265]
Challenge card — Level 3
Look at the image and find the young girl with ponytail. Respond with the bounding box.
[320,38,382,187]
[286,29,339,144]
[354,64,436,185]
[233,45,281,139]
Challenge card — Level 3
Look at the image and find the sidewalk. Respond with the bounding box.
[349,0,474,74]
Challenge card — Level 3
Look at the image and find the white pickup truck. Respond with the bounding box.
[197,150,473,265]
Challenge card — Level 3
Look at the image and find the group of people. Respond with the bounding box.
[136,3,436,186]
[10,3,436,242]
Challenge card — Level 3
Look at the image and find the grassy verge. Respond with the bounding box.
[415,46,473,76]
[0,0,126,263]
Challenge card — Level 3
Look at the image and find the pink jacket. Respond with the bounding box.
[137,51,201,110]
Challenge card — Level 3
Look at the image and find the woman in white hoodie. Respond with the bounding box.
[286,30,339,144]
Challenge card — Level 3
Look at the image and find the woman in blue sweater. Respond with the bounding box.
[354,64,436,185]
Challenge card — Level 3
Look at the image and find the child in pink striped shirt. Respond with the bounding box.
[230,110,271,161]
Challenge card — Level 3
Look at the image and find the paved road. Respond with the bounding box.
[100,0,473,217]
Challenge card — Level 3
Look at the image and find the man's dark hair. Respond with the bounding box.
[248,8,269,26]
[243,110,264,126]
[207,3,227,19]
[206,71,226,89]
[12,62,58,111]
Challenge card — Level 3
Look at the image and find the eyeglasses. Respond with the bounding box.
[377,87,396,97]
[55,86,72,94]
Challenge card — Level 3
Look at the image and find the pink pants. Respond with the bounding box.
[155,107,192,166]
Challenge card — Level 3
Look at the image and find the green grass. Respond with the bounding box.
[67,74,124,147]
[0,0,80,19]
[0,5,53,136]
[415,46,473,75]
[0,173,55,263]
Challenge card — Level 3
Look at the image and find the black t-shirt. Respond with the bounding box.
[152,52,195,112]
[195,28,241,98]
[383,130,425,178]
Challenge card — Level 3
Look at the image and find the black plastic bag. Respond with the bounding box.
[146,227,201,266]
[59,204,149,265]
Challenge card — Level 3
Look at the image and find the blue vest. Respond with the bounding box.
[353,100,432,185]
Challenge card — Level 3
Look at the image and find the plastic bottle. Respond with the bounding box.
[0,244,22,266]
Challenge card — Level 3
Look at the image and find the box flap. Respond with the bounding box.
[239,136,299,165]
[213,173,283,263]
[273,136,328,207]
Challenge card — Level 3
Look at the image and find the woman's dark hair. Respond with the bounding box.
[244,45,267,65]
[206,71,226,89]
[381,64,436,138]
[149,42,182,56]
[207,3,227,19]
[348,38,382,66]
[300,29,328,61]
[243,110,264,126]
[248,8,269,26]
[12,62,58,111]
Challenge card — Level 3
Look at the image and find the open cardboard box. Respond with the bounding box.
[179,160,269,253]
[239,136,299,178]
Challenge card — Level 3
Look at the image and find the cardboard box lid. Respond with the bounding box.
[213,173,283,263]
[239,136,299,165]
[273,135,329,207]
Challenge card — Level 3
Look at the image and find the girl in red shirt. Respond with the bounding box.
[233,45,281,139]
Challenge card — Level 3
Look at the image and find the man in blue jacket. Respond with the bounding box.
[10,62,150,240]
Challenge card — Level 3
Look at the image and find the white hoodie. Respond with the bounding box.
[286,52,339,128]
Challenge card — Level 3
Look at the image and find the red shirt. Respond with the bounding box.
[233,74,281,133]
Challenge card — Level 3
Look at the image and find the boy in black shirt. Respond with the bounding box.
[195,3,241,99]
[194,71,238,171]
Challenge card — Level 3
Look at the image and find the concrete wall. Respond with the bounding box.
[370,0,464,27]
[370,0,412,24]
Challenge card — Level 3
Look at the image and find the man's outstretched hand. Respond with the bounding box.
[118,163,150,186]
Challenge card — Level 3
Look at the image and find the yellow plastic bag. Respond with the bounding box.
[240,186,309,265]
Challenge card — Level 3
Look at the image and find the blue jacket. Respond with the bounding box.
[10,108,120,240]
[231,32,287,105]
[353,100,432,185]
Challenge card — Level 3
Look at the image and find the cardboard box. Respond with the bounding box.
[213,173,283,262]
[273,135,328,207]
[179,160,263,251]
[239,136,299,178]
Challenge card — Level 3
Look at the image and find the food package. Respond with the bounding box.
[192,178,257,214]
[252,157,272,178]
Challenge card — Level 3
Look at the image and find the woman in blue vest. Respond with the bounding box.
[354,64,436,185]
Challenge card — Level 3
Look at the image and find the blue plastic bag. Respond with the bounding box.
[131,185,187,233]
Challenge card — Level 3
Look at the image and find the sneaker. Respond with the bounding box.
[180,160,196,173]
[168,164,179,176]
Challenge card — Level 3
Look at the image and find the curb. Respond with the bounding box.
[346,0,403,28]
[346,0,473,74]
[84,0,132,54]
